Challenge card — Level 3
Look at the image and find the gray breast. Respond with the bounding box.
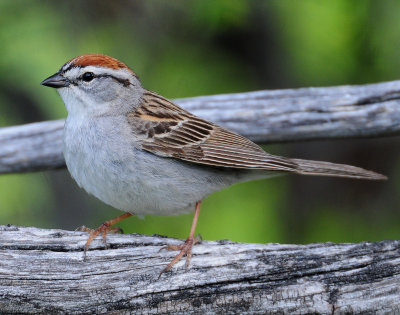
[63,115,247,216]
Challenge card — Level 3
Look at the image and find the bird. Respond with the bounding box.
[41,54,386,273]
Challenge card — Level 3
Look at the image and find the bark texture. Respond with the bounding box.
[1,80,400,174]
[0,225,399,314]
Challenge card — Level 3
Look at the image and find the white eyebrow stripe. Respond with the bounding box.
[80,66,133,80]
[63,66,133,82]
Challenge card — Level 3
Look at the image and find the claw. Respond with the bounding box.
[158,237,194,279]
[76,212,133,259]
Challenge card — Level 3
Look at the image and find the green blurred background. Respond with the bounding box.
[0,0,399,244]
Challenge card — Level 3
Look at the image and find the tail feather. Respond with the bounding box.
[291,158,387,180]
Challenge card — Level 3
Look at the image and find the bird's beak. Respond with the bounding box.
[41,73,70,88]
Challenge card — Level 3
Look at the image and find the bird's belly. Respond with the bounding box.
[64,121,239,215]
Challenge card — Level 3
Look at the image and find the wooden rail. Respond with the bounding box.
[0,226,399,314]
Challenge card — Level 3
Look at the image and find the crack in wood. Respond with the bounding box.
[355,90,400,105]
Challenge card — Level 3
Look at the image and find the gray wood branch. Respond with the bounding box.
[1,80,400,174]
[0,225,399,314]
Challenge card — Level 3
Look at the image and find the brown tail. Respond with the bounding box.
[291,158,387,180]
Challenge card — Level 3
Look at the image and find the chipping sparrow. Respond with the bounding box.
[41,54,386,273]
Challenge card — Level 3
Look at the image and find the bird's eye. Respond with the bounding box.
[82,72,94,82]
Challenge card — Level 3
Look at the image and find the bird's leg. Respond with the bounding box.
[160,201,202,275]
[76,212,133,259]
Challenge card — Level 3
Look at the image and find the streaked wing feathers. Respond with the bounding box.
[128,90,297,171]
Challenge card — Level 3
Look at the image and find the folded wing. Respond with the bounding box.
[127,90,386,180]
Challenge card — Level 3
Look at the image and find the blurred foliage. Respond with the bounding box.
[0,0,399,244]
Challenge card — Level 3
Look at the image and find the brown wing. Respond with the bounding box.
[127,90,297,171]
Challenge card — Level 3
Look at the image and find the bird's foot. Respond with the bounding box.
[159,234,201,277]
[76,224,123,259]
[75,212,133,259]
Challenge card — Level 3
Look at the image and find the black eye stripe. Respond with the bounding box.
[95,74,131,86]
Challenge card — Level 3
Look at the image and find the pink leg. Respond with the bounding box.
[77,212,133,258]
[160,201,202,275]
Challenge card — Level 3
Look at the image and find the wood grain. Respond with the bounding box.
[0,225,399,314]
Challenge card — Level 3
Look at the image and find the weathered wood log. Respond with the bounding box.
[1,80,400,174]
[0,225,399,314]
